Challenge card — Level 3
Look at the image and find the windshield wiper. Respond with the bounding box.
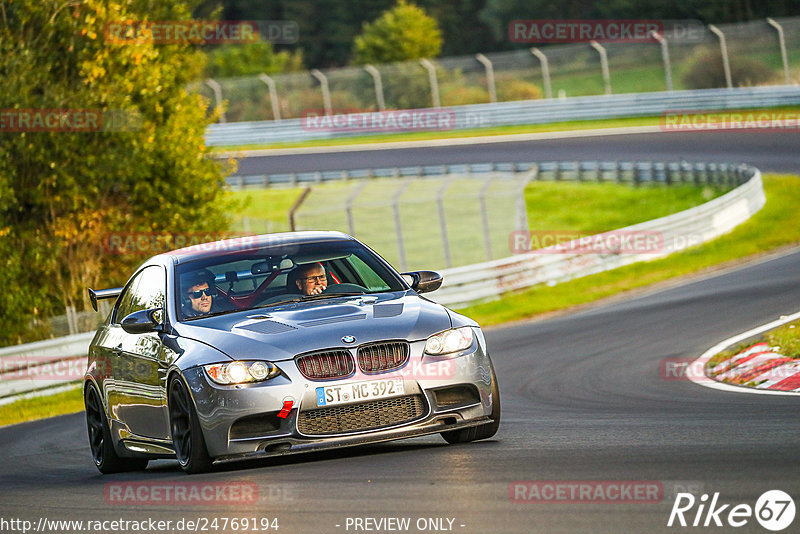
[303,291,364,300]
[254,291,365,309]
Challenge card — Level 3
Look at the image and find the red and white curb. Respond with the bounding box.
[689,310,800,395]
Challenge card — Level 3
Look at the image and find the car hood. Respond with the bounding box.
[172,292,453,361]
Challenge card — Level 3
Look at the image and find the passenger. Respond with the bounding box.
[293,263,328,296]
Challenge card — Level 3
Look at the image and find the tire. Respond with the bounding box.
[441,361,501,444]
[84,385,148,473]
[168,375,212,474]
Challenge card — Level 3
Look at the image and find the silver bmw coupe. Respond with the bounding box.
[84,231,500,473]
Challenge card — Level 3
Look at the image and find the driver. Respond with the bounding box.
[182,269,221,318]
[294,263,328,295]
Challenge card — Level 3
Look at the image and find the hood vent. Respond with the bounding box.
[299,313,366,327]
[238,320,297,335]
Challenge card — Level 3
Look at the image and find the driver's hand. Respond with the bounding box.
[309,286,324,295]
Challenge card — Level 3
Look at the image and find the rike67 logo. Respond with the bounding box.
[668,490,795,531]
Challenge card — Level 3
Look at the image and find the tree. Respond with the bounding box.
[353,0,443,65]
[0,0,233,344]
[205,41,304,78]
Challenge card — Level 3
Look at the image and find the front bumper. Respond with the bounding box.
[182,336,496,460]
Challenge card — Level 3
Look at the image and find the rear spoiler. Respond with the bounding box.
[88,287,123,312]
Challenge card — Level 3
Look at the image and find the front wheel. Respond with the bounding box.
[168,375,212,474]
[441,361,501,444]
[84,385,148,473]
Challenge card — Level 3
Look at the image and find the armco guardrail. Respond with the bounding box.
[0,332,94,400]
[206,86,800,147]
[429,164,764,308]
[0,162,764,401]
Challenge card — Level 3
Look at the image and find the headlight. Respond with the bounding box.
[204,361,280,385]
[424,327,474,355]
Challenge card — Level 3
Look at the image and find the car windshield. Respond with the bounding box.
[175,239,405,321]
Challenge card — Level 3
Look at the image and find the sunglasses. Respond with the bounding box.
[188,287,217,299]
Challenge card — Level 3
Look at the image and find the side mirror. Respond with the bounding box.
[121,308,163,334]
[401,270,443,294]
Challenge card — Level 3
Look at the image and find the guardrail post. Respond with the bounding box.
[633,162,642,187]
[420,59,441,108]
[650,31,673,91]
[288,187,312,231]
[479,176,495,261]
[392,181,412,272]
[589,41,612,95]
[310,69,333,116]
[436,179,453,268]
[344,181,368,236]
[258,74,282,121]
[475,53,497,103]
[708,25,733,89]
[530,48,553,99]
[204,78,226,123]
[364,65,386,111]
[767,18,792,85]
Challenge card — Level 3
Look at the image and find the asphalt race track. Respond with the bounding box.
[233,130,800,175]
[1,131,799,534]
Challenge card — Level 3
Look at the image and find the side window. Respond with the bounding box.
[113,266,166,323]
[347,255,391,292]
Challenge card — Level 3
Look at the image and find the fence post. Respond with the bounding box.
[708,25,733,89]
[344,182,368,237]
[436,179,453,268]
[589,41,612,95]
[419,59,441,108]
[479,175,495,261]
[650,31,673,91]
[392,181,412,272]
[258,74,282,121]
[475,53,497,104]
[364,64,386,111]
[310,69,333,116]
[530,48,553,99]
[65,306,78,336]
[204,78,226,123]
[767,18,792,85]
[516,166,536,233]
[287,187,311,231]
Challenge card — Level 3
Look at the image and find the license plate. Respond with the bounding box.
[316,378,404,407]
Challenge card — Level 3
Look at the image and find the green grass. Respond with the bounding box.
[210,106,800,152]
[0,385,83,428]
[765,320,800,359]
[455,174,800,326]
[227,179,724,270]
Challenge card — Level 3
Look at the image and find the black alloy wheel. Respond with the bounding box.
[84,385,148,473]
[168,375,212,474]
